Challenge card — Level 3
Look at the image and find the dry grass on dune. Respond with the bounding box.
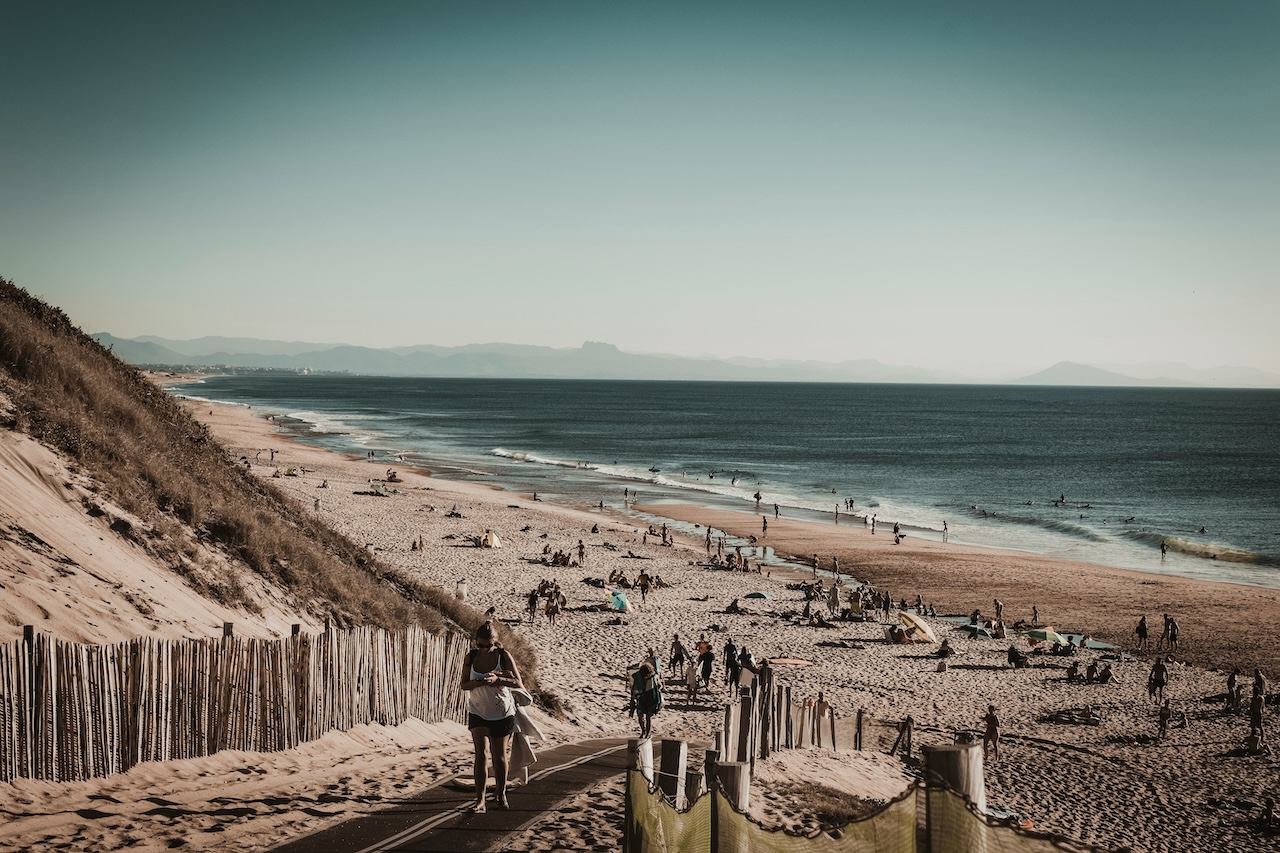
[0,276,538,684]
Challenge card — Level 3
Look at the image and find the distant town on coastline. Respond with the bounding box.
[92,333,1280,389]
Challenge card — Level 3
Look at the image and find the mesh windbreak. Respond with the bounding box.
[927,786,1119,853]
[627,768,713,853]
[715,783,917,853]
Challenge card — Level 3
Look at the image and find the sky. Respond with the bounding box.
[2,1,1278,377]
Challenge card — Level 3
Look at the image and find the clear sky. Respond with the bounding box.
[2,1,1277,377]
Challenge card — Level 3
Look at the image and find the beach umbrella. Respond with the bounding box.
[609,591,630,612]
[899,611,939,643]
[958,624,993,639]
[1026,627,1067,645]
[744,591,771,599]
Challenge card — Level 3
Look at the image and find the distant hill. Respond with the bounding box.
[1008,362,1193,387]
[91,334,960,383]
[91,333,1280,388]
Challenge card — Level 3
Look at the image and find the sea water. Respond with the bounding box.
[172,376,1280,588]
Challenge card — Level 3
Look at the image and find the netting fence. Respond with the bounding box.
[627,760,1122,853]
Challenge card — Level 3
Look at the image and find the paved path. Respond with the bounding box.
[268,737,629,853]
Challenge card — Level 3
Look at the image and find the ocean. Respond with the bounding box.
[171,376,1280,589]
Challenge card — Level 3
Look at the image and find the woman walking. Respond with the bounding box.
[460,621,524,812]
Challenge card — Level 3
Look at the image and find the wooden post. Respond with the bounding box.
[737,686,752,758]
[904,715,913,757]
[705,749,720,853]
[856,708,865,750]
[758,665,772,760]
[291,624,301,637]
[659,739,688,809]
[624,739,638,852]
[778,686,788,742]
[716,761,750,811]
[223,623,234,638]
[923,741,986,814]
[685,766,704,802]
[829,710,838,751]
[723,704,734,758]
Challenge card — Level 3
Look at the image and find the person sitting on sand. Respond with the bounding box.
[1007,645,1029,669]
[727,598,742,614]
[1096,663,1115,684]
[1086,661,1099,683]
[936,639,955,658]
[1067,661,1082,682]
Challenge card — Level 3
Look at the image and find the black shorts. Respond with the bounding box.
[468,714,515,737]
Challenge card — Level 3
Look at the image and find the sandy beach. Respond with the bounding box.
[2,396,1278,852]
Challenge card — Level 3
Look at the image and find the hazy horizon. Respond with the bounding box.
[3,2,1277,376]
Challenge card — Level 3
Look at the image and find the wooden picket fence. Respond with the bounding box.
[0,625,468,782]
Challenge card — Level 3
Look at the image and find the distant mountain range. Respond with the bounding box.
[92,333,1280,388]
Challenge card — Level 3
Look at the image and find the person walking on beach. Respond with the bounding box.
[1167,617,1180,653]
[942,520,948,541]
[577,539,586,565]
[762,516,768,535]
[1158,613,1172,650]
[1032,605,1040,626]
[629,657,662,739]
[993,599,1004,624]
[1149,659,1170,703]
[1249,690,1266,742]
[1135,615,1149,651]
[526,589,539,625]
[774,503,779,519]
[669,634,687,674]
[460,621,522,813]
[1158,699,1172,739]
[723,637,740,690]
[983,705,1001,762]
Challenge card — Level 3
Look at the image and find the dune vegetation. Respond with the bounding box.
[0,276,538,686]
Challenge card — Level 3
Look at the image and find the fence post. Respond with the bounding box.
[21,627,33,779]
[923,740,986,813]
[705,749,720,853]
[659,739,688,809]
[736,690,751,763]
[758,665,772,760]
[829,710,838,751]
[223,623,234,638]
[784,685,792,748]
[291,624,301,637]
[625,739,638,852]
[716,761,750,812]
[856,708,865,750]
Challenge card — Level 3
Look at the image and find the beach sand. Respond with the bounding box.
[2,396,1278,852]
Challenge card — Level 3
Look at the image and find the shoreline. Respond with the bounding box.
[187,381,1280,678]
[159,373,1280,592]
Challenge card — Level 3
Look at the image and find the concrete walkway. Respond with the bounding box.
[268,737,629,853]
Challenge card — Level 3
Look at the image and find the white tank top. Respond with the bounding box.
[468,660,515,720]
